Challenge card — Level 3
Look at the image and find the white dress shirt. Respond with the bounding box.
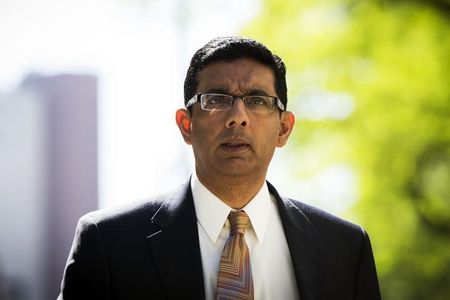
[191,173,300,300]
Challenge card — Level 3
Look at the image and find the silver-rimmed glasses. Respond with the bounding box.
[186,93,285,113]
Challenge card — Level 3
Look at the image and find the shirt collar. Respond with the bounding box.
[242,182,271,243]
[191,172,271,244]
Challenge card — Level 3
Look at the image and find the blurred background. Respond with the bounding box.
[0,0,448,299]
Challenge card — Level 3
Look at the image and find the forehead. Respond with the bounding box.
[196,58,276,95]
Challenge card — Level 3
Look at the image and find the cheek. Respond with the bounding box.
[254,123,281,150]
[191,118,220,145]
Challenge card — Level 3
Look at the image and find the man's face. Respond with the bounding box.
[176,58,294,184]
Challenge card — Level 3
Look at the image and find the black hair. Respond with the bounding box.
[183,36,287,110]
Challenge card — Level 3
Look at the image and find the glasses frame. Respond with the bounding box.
[186,93,285,112]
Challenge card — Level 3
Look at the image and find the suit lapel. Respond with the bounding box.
[143,180,321,300]
[145,181,205,300]
[267,182,322,300]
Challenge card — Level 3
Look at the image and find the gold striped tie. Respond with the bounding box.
[216,211,254,300]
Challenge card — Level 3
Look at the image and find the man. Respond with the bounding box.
[58,36,381,300]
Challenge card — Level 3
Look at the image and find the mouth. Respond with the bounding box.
[220,142,250,153]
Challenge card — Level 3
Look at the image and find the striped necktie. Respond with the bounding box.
[216,211,254,300]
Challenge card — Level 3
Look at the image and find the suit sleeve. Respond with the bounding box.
[354,229,382,300]
[58,215,111,300]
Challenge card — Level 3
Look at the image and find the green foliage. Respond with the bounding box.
[243,0,450,299]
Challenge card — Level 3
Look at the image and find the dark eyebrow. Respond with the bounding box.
[203,88,229,94]
[203,88,270,96]
[245,89,270,96]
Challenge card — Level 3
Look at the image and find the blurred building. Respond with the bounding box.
[0,73,98,300]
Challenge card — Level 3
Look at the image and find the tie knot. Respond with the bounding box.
[228,211,250,235]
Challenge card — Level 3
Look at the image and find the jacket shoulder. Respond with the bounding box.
[288,198,364,234]
[79,182,189,230]
[267,181,365,237]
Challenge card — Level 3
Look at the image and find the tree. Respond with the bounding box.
[243,0,450,298]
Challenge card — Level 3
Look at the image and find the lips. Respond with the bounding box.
[221,142,249,152]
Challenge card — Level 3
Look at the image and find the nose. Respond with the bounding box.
[225,97,249,128]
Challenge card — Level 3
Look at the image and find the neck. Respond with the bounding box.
[196,171,266,209]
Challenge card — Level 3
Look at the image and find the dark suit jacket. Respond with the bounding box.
[58,180,381,300]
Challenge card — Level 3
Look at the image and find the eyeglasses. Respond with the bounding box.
[186,93,285,113]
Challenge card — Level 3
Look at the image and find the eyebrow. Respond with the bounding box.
[204,88,229,94]
[203,88,270,96]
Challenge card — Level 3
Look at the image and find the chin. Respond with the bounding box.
[219,164,262,178]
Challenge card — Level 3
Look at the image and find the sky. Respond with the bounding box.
[0,0,355,213]
[0,0,262,207]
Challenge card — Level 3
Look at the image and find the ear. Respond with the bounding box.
[276,111,295,147]
[175,108,192,145]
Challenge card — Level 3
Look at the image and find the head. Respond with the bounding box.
[176,37,295,199]
[184,36,288,112]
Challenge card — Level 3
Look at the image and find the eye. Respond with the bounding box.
[246,96,269,106]
[206,94,230,105]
